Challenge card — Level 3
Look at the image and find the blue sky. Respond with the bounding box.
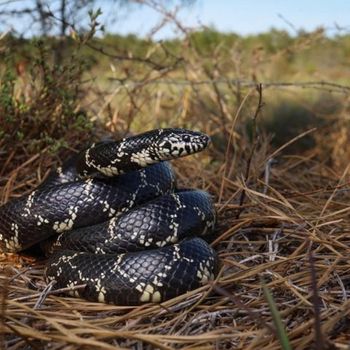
[102,0,350,38]
[1,0,350,37]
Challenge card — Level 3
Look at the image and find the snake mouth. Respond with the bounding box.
[196,133,211,150]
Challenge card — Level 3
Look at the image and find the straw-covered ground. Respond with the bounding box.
[1,88,350,349]
[2,21,350,349]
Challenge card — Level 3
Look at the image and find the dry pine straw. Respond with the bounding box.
[1,148,350,350]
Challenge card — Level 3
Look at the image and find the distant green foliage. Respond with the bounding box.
[3,28,350,83]
[189,28,240,54]
[1,27,349,157]
[244,29,294,53]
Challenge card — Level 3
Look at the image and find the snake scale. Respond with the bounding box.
[0,128,219,305]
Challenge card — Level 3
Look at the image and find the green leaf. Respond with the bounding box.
[261,279,292,350]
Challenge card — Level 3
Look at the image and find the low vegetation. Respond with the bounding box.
[1,9,350,349]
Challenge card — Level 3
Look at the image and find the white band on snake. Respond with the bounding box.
[0,128,218,305]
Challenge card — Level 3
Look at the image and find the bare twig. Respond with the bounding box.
[107,78,350,94]
[235,83,264,219]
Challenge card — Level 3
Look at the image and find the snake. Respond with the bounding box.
[0,128,219,305]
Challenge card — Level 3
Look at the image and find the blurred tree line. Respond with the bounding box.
[1,0,349,84]
[1,0,350,167]
[2,26,350,82]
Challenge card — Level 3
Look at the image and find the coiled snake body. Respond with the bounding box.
[0,128,218,305]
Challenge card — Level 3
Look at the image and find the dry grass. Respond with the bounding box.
[1,101,350,349]
[2,6,350,347]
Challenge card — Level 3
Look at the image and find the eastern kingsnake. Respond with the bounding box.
[0,128,218,305]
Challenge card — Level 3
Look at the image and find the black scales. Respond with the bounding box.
[0,128,219,305]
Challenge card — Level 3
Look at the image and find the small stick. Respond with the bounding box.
[263,157,275,195]
[236,84,264,219]
[33,280,56,310]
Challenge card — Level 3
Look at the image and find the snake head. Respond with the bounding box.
[76,128,211,177]
[155,128,210,159]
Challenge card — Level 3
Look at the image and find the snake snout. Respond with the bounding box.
[197,133,211,149]
[156,129,210,159]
